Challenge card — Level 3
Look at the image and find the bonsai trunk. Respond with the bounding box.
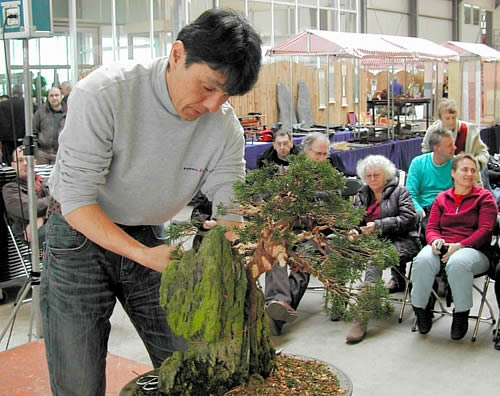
[158,227,275,395]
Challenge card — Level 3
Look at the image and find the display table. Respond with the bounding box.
[331,137,423,176]
[367,98,431,129]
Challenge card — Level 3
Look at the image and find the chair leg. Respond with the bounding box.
[398,278,410,323]
[471,276,490,342]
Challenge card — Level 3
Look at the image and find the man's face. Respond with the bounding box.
[12,149,27,180]
[435,135,456,162]
[48,88,62,110]
[273,135,293,159]
[167,42,230,121]
[440,111,457,131]
[305,139,329,162]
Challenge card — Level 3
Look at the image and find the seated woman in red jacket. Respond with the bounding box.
[411,153,498,340]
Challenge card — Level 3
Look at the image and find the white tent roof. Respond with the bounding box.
[268,30,459,65]
[268,30,412,59]
[381,35,459,62]
[442,41,500,62]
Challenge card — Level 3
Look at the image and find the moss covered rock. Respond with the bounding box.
[158,227,275,395]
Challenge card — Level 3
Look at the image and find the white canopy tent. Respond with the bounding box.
[267,30,459,137]
[441,41,500,125]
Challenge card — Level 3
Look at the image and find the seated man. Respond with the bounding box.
[421,98,489,186]
[265,131,333,336]
[406,128,455,228]
[2,146,49,243]
[256,128,299,169]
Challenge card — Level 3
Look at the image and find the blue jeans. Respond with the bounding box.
[410,245,490,312]
[40,214,186,396]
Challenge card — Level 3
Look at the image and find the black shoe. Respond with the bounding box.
[495,338,500,351]
[413,306,433,334]
[386,276,405,294]
[451,310,470,340]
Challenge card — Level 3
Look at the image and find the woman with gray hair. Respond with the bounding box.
[345,155,420,343]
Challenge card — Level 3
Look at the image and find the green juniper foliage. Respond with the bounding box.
[232,154,398,322]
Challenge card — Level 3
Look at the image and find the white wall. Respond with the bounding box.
[418,16,453,42]
[462,24,483,43]
[366,9,408,36]
[367,0,408,13]
[418,0,453,18]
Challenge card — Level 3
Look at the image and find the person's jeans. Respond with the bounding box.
[410,245,490,312]
[40,214,186,396]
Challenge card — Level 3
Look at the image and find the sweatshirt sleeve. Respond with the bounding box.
[425,193,444,244]
[460,190,497,248]
[467,123,489,170]
[53,87,114,216]
[200,112,245,222]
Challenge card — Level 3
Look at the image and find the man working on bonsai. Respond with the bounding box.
[41,9,261,396]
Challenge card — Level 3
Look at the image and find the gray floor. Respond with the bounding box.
[1,272,499,396]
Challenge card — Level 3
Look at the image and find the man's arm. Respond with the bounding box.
[405,158,424,213]
[65,204,175,272]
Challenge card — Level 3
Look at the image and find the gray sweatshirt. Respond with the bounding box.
[49,57,245,225]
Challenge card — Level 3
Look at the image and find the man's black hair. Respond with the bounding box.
[177,9,262,96]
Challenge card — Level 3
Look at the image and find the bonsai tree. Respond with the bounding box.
[155,154,398,395]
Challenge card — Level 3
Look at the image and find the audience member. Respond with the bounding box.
[33,86,66,164]
[421,98,489,186]
[40,9,262,395]
[0,84,25,164]
[406,128,455,227]
[344,155,420,343]
[390,78,403,96]
[256,128,299,169]
[411,154,497,340]
[59,81,72,109]
[265,132,334,336]
[2,146,49,243]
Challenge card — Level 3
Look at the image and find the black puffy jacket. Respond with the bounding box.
[354,177,420,260]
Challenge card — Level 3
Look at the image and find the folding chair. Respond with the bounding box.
[401,229,498,342]
[0,213,42,347]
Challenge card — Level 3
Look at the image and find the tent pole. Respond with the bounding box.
[289,56,294,137]
[326,55,330,137]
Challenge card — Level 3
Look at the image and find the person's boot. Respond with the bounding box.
[451,310,470,340]
[413,306,433,334]
[345,320,367,343]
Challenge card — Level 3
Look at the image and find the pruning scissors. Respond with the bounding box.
[136,374,159,391]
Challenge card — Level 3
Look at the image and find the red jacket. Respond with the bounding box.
[426,186,497,249]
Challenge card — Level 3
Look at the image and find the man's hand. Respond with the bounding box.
[441,243,462,263]
[431,238,445,255]
[212,219,244,242]
[360,222,376,234]
[347,229,359,241]
[136,244,177,272]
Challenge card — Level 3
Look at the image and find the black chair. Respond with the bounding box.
[400,219,499,342]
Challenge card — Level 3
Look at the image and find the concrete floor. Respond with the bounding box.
[1,272,499,396]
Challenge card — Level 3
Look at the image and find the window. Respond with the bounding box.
[320,8,338,31]
[340,11,356,33]
[464,4,471,25]
[298,6,318,31]
[472,6,480,26]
